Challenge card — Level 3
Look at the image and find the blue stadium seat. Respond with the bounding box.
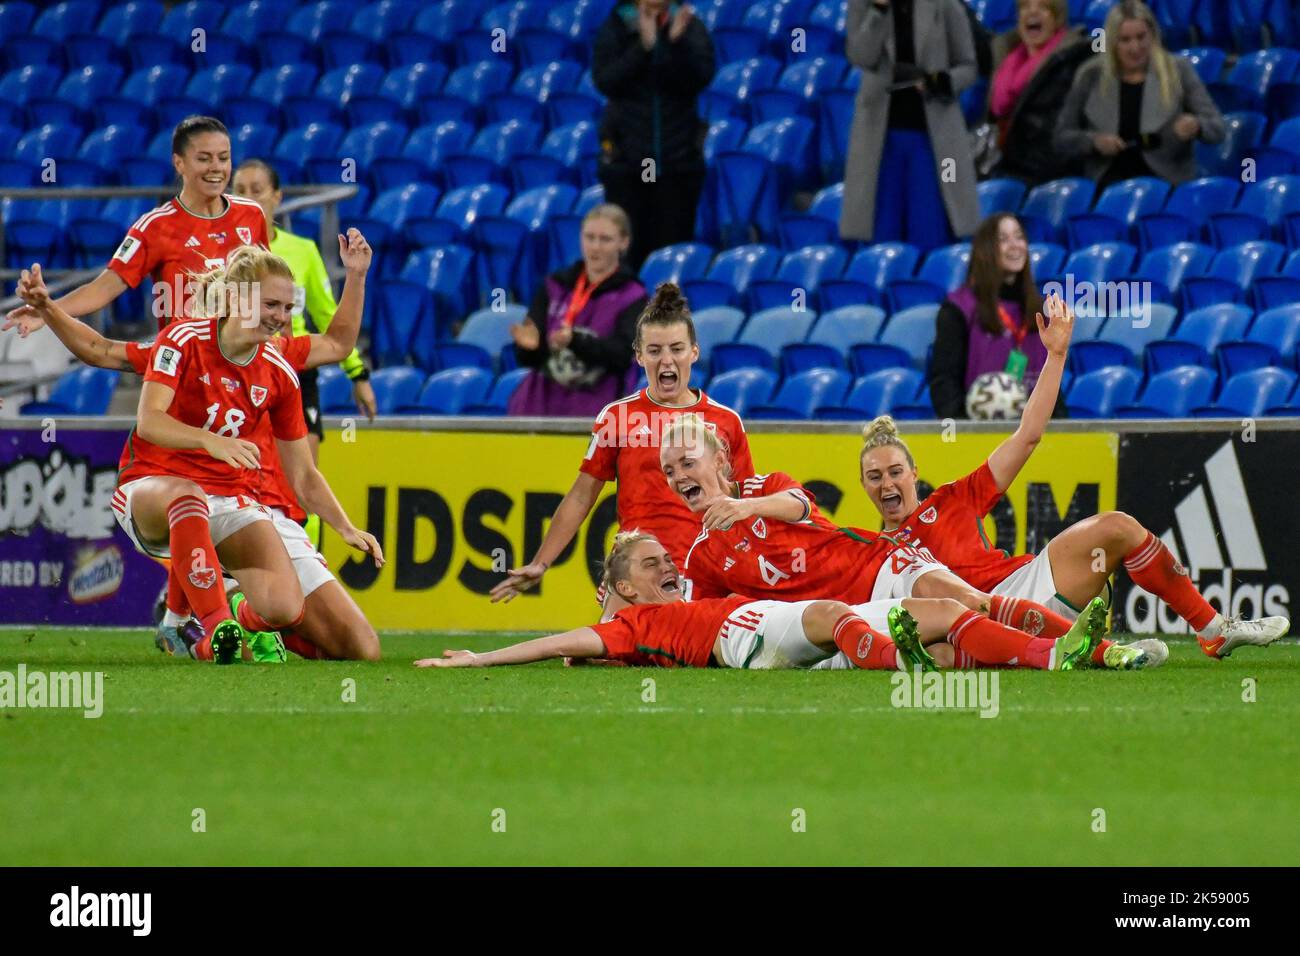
[1117,366,1218,418]
[1067,177,1170,247]
[1193,367,1297,417]
[878,304,938,369]
[370,366,427,415]
[1066,366,1142,418]
[1181,240,1285,309]
[692,306,747,368]
[750,368,851,419]
[401,367,493,414]
[747,244,846,311]
[1145,303,1254,373]
[1019,177,1094,244]
[1216,303,1300,377]
[977,178,1027,218]
[705,367,778,416]
[818,368,924,419]
[20,367,119,416]
[821,242,919,310]
[640,243,716,289]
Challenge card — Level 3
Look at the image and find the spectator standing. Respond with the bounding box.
[1056,0,1224,191]
[929,212,1065,419]
[841,0,982,249]
[508,205,649,418]
[592,1,715,270]
[988,0,1095,184]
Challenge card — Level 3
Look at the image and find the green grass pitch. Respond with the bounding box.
[2,628,1298,866]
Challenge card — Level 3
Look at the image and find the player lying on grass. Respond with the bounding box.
[489,282,754,603]
[420,532,1129,671]
[857,293,1289,660]
[16,237,383,661]
[18,244,383,663]
[664,414,1161,670]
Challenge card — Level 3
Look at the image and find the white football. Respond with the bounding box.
[965,371,1028,420]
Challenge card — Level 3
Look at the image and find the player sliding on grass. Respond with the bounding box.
[663,414,1161,670]
[74,244,380,664]
[858,292,1289,659]
[489,282,754,603]
[15,237,384,661]
[419,533,1112,671]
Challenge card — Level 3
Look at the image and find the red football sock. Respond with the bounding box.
[1090,638,1115,665]
[282,630,325,660]
[947,609,1056,669]
[832,612,899,670]
[165,562,190,617]
[1123,531,1218,632]
[167,495,229,637]
[988,594,1073,639]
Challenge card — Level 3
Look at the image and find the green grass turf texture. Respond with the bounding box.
[2,628,1297,866]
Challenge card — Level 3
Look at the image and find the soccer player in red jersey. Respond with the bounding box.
[3,116,268,336]
[662,414,1154,671]
[113,244,381,663]
[489,282,754,603]
[418,533,1108,672]
[14,238,382,661]
[858,293,1289,660]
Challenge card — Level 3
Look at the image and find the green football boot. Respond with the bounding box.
[229,592,286,664]
[1052,596,1108,671]
[888,605,937,672]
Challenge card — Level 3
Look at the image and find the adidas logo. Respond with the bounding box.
[185,236,200,248]
[1125,440,1288,634]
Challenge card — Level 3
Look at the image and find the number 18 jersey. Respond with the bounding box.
[117,318,308,497]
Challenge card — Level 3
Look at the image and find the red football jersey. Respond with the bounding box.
[125,334,312,519]
[683,473,892,603]
[118,319,308,497]
[107,195,269,330]
[886,462,1034,591]
[589,594,750,667]
[579,388,755,562]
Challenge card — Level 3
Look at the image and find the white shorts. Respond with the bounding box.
[111,479,272,559]
[991,549,1078,620]
[810,599,902,670]
[870,544,950,600]
[718,600,835,670]
[268,507,334,598]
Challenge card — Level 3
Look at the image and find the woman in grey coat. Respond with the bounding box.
[1056,0,1224,190]
[840,0,981,248]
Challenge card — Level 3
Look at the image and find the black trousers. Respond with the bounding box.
[598,166,706,273]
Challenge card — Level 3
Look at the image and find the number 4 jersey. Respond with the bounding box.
[118,318,308,497]
[682,472,894,604]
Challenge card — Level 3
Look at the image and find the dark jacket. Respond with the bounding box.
[591,2,716,177]
[509,262,648,418]
[990,28,1095,185]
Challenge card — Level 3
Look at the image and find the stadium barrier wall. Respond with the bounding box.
[0,418,1291,633]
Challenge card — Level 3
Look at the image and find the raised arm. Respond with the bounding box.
[11,264,136,371]
[414,627,606,668]
[303,229,371,369]
[489,471,606,602]
[987,293,1074,491]
[277,434,384,566]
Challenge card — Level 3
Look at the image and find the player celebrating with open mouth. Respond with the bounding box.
[664,414,1160,670]
[107,242,383,664]
[14,233,384,661]
[858,293,1289,659]
[489,282,754,603]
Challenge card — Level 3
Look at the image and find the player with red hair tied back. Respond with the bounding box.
[489,282,754,605]
[418,532,1136,673]
[93,242,381,664]
[858,292,1289,660]
[13,232,384,662]
[662,412,1164,671]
